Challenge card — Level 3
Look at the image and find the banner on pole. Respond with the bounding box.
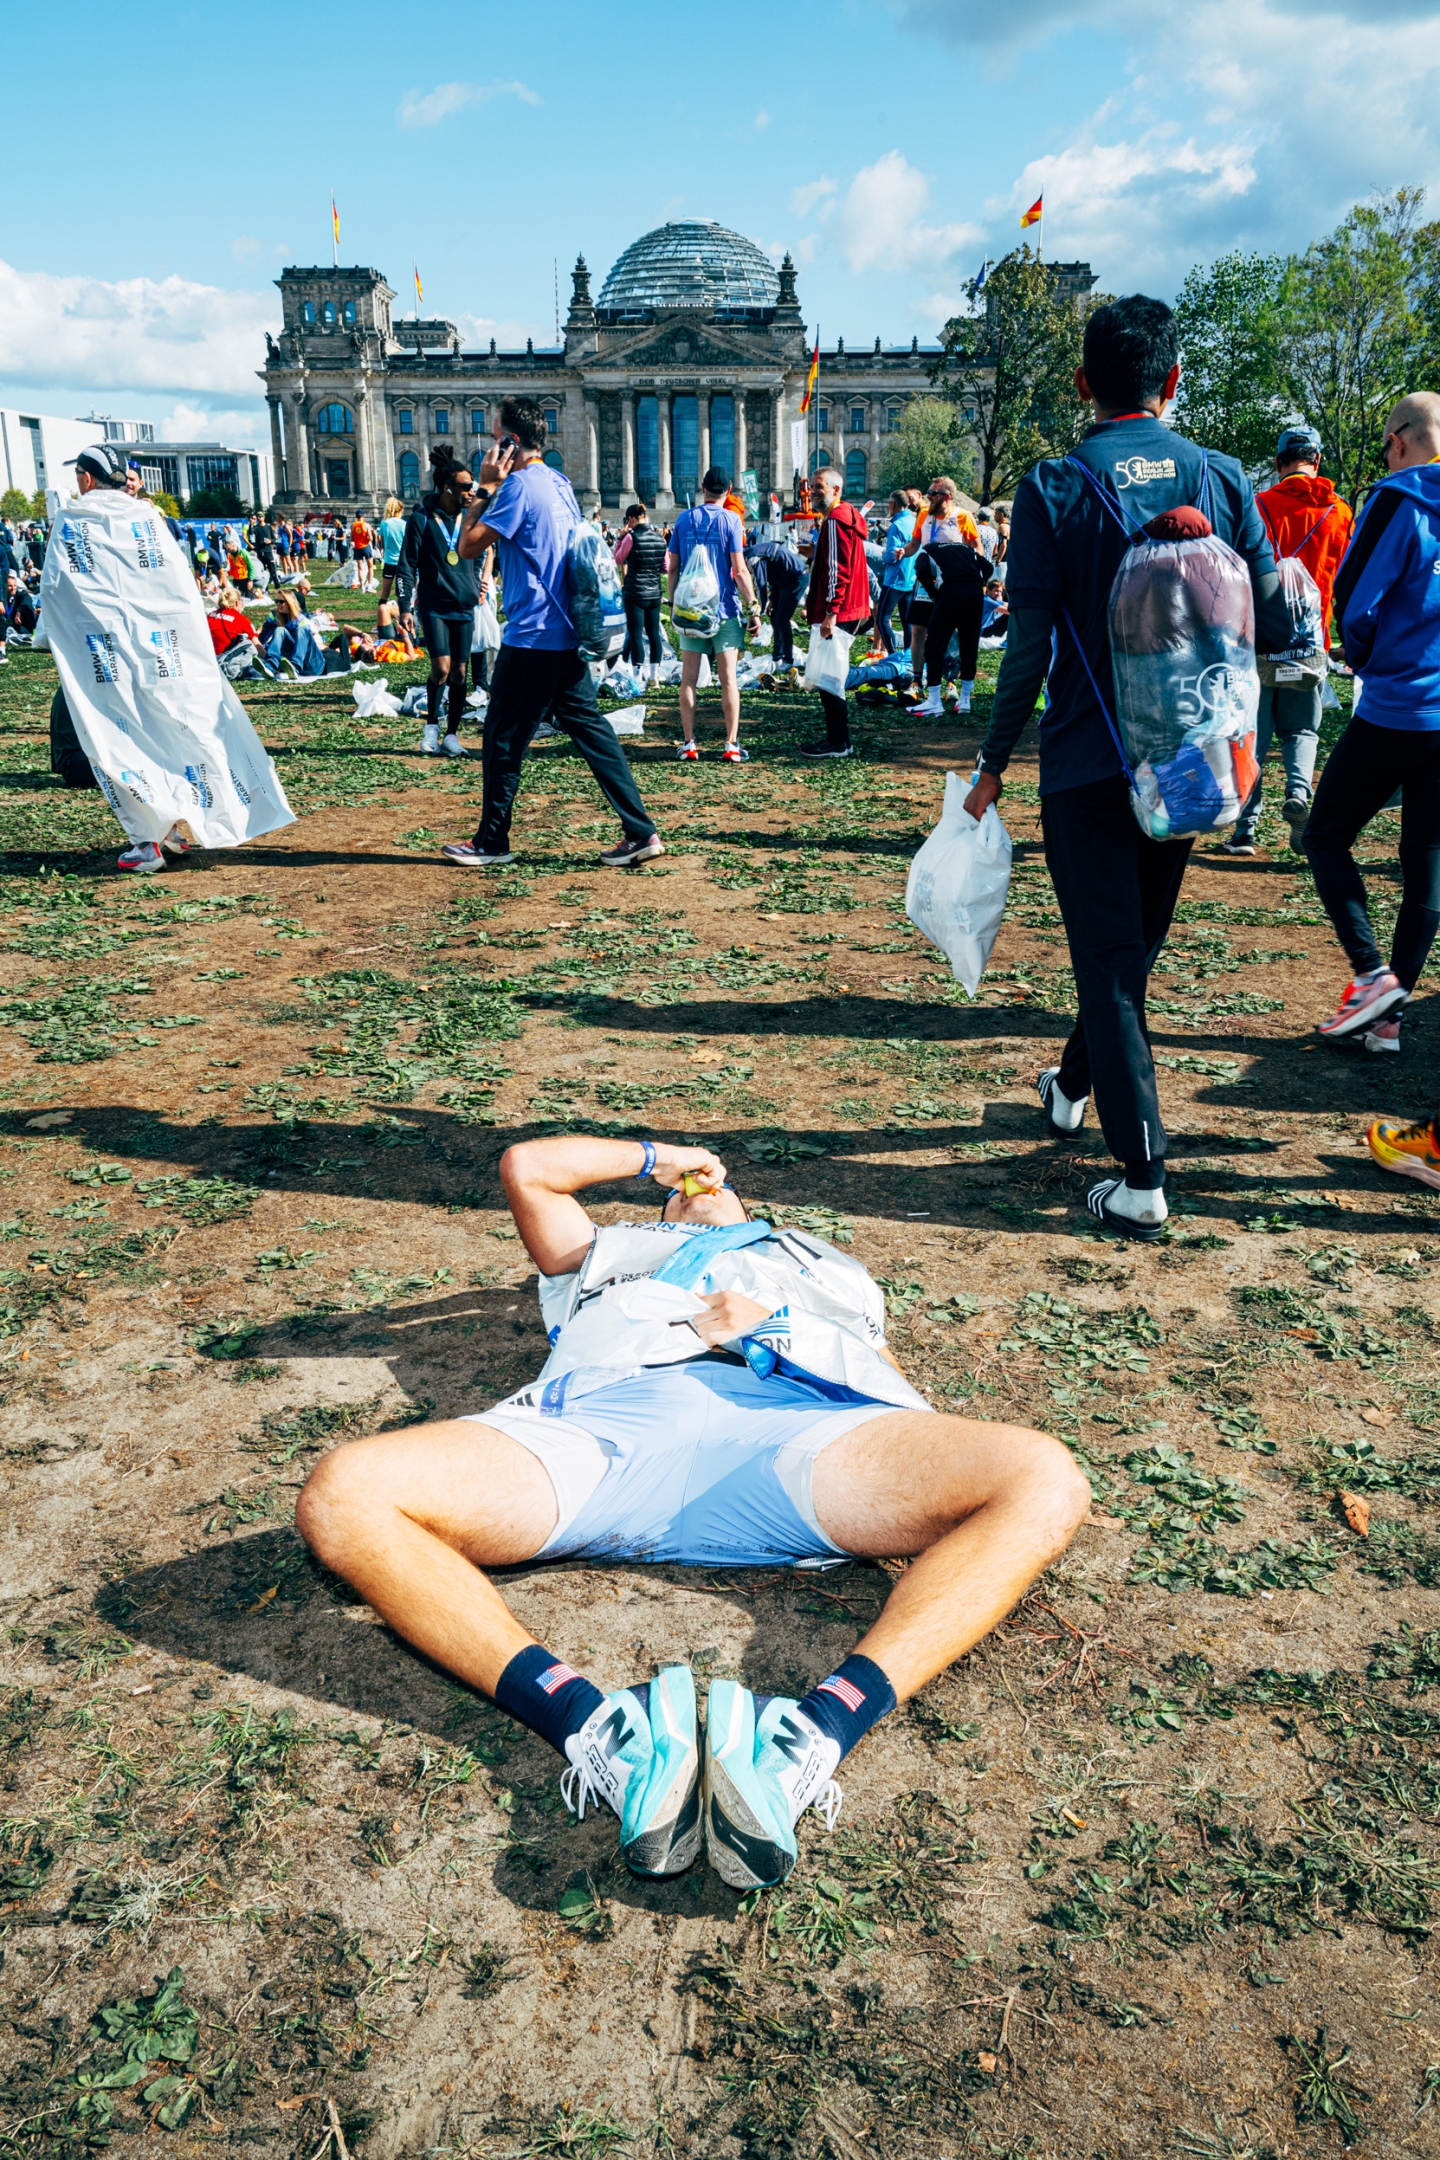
[740,468,760,519]
[790,420,807,476]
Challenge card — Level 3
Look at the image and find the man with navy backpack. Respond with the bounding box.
[964,296,1290,1240]
[442,397,663,871]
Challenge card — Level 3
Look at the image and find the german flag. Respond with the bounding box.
[1021,194,1043,230]
[799,340,820,415]
[331,195,341,248]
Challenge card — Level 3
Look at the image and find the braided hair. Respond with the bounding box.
[429,443,468,494]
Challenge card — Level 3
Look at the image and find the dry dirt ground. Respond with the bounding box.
[1,597,1439,2160]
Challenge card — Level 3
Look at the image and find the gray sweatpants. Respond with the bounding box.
[1234,678,1323,842]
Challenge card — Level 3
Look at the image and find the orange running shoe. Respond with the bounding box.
[1368,1113,1440,1191]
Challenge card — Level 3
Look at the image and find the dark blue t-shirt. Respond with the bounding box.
[1007,414,1276,795]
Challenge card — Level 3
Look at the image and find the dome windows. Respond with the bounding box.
[315,402,353,436]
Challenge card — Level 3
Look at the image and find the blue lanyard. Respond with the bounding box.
[433,514,461,554]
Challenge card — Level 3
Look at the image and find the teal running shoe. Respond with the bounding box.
[704,1680,843,1891]
[561,1665,701,1877]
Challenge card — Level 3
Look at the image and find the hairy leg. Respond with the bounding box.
[296,1421,557,1694]
[810,1411,1090,1701]
[715,647,741,744]
[678,650,702,742]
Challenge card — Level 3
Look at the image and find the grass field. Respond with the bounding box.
[1,586,1438,2160]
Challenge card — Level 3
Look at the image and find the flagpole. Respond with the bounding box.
[813,322,819,498]
[331,192,338,269]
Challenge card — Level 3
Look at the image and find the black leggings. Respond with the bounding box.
[769,583,801,669]
[924,584,983,689]
[420,610,475,736]
[1305,714,1440,992]
[875,586,909,655]
[50,690,97,790]
[625,597,663,666]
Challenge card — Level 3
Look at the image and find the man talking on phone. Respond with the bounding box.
[441,397,664,870]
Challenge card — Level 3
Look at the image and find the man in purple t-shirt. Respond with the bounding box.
[665,466,760,763]
[441,397,663,872]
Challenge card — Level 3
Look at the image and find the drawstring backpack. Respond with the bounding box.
[1256,501,1334,685]
[1059,453,1260,841]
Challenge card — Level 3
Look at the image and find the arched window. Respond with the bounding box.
[397,409,413,435]
[844,448,868,501]
[321,300,336,326]
[434,408,450,435]
[315,403,353,436]
[542,449,564,471]
[398,451,421,499]
[343,300,357,325]
[300,301,315,326]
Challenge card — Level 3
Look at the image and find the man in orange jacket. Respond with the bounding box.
[1226,423,1354,855]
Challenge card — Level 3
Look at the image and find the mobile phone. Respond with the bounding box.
[497,433,520,457]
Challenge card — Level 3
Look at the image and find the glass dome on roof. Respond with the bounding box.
[598,221,780,316]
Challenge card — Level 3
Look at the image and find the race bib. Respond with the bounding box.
[1272,664,1305,682]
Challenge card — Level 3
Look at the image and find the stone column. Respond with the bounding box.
[657,390,673,507]
[582,393,600,513]
[697,390,711,479]
[267,398,285,495]
[351,385,371,500]
[288,393,311,501]
[735,391,748,480]
[620,391,636,496]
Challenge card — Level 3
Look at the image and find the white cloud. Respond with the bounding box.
[893,0,1440,288]
[156,400,272,452]
[754,109,772,130]
[229,236,261,261]
[0,257,278,401]
[397,79,540,127]
[453,310,554,352]
[840,151,980,274]
[791,176,837,218]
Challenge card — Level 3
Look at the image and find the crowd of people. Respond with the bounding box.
[7,300,1440,1896]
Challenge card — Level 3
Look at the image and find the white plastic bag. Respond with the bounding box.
[803,626,853,696]
[400,684,430,717]
[905,771,1012,998]
[332,561,359,589]
[754,621,774,648]
[474,596,502,652]
[608,705,647,735]
[671,543,723,639]
[39,494,294,850]
[353,677,402,719]
[696,653,713,689]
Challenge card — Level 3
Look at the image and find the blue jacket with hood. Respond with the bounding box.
[1334,462,1440,729]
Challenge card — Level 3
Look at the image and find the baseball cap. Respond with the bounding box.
[68,444,132,483]
[1277,423,1322,459]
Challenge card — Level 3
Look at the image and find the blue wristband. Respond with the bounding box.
[637,1141,656,1180]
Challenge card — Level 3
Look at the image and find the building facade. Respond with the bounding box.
[259,221,1094,517]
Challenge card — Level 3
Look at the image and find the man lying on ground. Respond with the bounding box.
[297,1137,1089,1892]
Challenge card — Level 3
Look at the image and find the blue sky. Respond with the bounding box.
[4,0,1437,450]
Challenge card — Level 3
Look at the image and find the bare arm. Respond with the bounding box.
[665,551,678,604]
[457,512,499,562]
[499,1135,728,1278]
[730,552,759,611]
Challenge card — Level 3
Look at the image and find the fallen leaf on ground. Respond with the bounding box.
[1339,1490,1371,1536]
[25,1110,73,1129]
[978,2051,999,2073]
[1360,1408,1392,1427]
[245,1585,279,1612]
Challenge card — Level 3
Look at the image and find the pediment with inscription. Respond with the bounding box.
[587,318,770,373]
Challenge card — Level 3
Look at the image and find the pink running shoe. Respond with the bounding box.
[1364,1019,1402,1054]
[1318,968,1407,1041]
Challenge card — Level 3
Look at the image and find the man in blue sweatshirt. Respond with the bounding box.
[964,295,1288,1240]
[1299,393,1440,1183]
[1307,393,1440,1065]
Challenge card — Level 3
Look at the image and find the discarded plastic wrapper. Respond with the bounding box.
[39,493,294,849]
[353,677,403,719]
[905,771,1012,998]
[608,704,646,735]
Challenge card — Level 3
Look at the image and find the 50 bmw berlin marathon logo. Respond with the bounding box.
[1114,456,1178,488]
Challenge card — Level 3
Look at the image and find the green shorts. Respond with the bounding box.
[678,616,747,658]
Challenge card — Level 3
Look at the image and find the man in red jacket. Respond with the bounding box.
[1226,423,1355,855]
[801,466,872,759]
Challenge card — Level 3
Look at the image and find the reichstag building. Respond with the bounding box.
[260,220,1088,517]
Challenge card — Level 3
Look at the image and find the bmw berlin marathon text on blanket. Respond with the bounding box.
[40,496,294,848]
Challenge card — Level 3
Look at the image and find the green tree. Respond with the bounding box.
[1,487,30,520]
[931,247,1101,502]
[876,398,975,497]
[1172,250,1287,467]
[184,485,244,518]
[1274,189,1431,502]
[29,489,47,518]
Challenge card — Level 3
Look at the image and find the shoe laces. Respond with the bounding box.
[815,1779,844,1833]
[560,1761,601,1822]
